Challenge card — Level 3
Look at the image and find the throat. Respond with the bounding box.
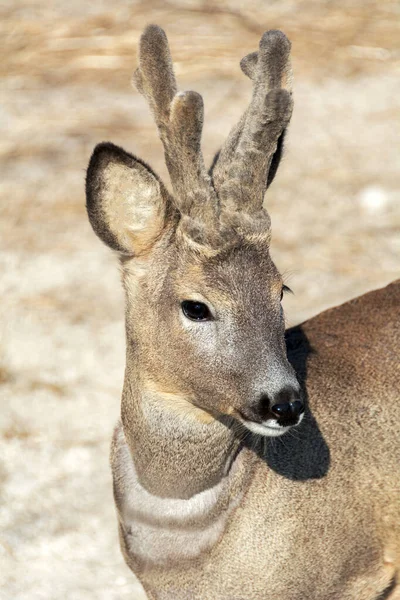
[122,383,242,499]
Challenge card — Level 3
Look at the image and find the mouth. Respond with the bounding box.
[239,413,304,437]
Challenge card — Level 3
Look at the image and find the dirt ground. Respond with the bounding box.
[0,1,399,598]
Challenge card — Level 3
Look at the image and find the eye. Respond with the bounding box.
[181,300,211,321]
[280,285,292,301]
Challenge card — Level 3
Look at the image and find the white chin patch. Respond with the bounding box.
[241,414,303,438]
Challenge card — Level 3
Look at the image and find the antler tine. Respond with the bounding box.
[133,25,177,128]
[134,25,217,223]
[212,30,293,213]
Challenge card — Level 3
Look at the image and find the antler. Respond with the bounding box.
[211,30,293,213]
[134,25,217,226]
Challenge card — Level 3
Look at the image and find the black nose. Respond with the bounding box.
[270,399,304,420]
[243,387,304,425]
[268,387,304,425]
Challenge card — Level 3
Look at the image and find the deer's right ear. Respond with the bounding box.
[86,142,170,255]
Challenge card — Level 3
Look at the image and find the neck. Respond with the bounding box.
[121,378,242,499]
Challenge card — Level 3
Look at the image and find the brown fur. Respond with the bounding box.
[86,25,400,600]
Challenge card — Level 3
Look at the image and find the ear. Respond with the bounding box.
[86,142,171,254]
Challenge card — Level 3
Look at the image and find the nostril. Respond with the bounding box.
[270,402,292,418]
[290,399,305,417]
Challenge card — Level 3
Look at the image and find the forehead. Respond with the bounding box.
[174,244,282,303]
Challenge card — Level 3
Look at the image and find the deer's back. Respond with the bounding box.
[294,278,399,484]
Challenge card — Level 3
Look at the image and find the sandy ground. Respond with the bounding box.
[0,1,399,598]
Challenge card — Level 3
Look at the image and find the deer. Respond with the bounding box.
[85,25,400,600]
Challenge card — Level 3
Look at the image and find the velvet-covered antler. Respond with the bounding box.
[134,25,217,227]
[211,30,293,213]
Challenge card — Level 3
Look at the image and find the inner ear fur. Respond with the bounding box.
[86,142,171,254]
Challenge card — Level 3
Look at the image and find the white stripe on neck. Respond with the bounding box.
[115,425,245,565]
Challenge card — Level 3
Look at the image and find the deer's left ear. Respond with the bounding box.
[86,142,171,255]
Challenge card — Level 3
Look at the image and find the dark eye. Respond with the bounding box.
[181,300,211,321]
[280,285,292,301]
